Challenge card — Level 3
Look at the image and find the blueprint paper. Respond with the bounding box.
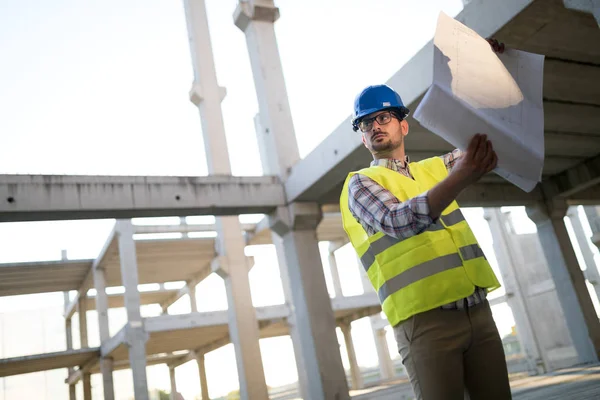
[413,12,545,192]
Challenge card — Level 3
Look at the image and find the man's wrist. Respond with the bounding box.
[447,169,472,192]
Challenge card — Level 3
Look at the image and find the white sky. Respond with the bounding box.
[1,1,600,399]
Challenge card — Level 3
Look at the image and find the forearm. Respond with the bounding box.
[375,196,434,238]
[349,176,434,240]
[427,173,469,220]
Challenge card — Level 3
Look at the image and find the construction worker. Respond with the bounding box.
[339,81,512,397]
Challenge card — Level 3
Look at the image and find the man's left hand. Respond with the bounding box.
[487,38,505,54]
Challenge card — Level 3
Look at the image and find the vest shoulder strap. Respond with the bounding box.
[413,156,448,182]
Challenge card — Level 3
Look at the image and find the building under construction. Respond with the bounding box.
[1,0,600,399]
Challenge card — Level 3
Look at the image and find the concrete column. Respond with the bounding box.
[374,328,395,380]
[271,236,309,399]
[563,0,600,26]
[584,206,600,240]
[568,207,600,302]
[182,1,268,398]
[484,208,547,373]
[169,367,177,400]
[340,322,364,390]
[213,225,267,400]
[100,358,114,400]
[93,266,115,400]
[328,242,344,298]
[78,298,88,348]
[116,220,149,400]
[233,0,300,179]
[270,203,350,400]
[64,293,77,400]
[180,217,189,238]
[526,202,600,363]
[233,2,348,397]
[196,353,210,400]
[78,298,92,400]
[188,283,198,313]
[82,375,92,400]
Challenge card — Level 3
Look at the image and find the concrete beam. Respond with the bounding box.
[64,228,116,319]
[563,0,600,26]
[0,348,99,378]
[84,288,181,311]
[488,293,510,307]
[254,303,290,322]
[148,304,289,333]
[543,58,600,106]
[165,315,289,370]
[135,223,256,235]
[65,356,99,385]
[144,311,229,332]
[244,215,271,244]
[545,131,600,158]
[568,184,600,205]
[544,101,600,136]
[283,0,535,204]
[0,174,285,222]
[544,153,600,198]
[66,353,185,385]
[330,293,380,312]
[170,337,233,369]
[100,326,128,358]
[159,263,213,311]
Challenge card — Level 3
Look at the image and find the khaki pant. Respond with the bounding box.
[393,300,512,400]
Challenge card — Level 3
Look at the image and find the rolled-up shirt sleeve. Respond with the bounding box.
[347,174,434,240]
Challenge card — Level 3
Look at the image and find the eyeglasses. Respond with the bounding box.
[358,111,394,133]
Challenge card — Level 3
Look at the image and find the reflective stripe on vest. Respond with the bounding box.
[377,243,486,303]
[360,209,466,272]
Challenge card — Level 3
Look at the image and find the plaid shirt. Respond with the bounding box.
[347,149,487,311]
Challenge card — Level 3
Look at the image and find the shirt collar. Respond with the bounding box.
[370,155,411,172]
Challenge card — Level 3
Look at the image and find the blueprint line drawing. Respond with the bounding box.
[414,12,545,192]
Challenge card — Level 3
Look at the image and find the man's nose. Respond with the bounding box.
[371,121,382,133]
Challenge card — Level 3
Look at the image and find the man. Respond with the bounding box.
[339,82,512,400]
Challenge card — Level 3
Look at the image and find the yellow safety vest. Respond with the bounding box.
[340,156,500,326]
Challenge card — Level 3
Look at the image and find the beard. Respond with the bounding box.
[369,133,402,154]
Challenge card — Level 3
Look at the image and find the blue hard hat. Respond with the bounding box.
[351,84,410,132]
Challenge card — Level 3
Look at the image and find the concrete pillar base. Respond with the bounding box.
[196,353,210,400]
[270,203,350,400]
[100,357,115,400]
[340,322,364,390]
[93,265,115,400]
[169,366,178,400]
[117,220,150,400]
[484,208,548,373]
[526,201,600,363]
[82,373,92,400]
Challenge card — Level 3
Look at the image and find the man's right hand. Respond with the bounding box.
[426,133,497,220]
[450,133,498,186]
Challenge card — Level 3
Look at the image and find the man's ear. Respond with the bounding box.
[401,119,409,137]
[361,133,367,147]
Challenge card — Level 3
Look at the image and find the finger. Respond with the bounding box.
[485,151,498,172]
[484,140,493,161]
[466,133,480,157]
[473,135,488,162]
[482,139,492,160]
[487,38,499,51]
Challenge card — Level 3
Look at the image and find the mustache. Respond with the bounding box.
[370,131,387,139]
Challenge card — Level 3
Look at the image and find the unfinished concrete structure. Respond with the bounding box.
[1,0,600,399]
